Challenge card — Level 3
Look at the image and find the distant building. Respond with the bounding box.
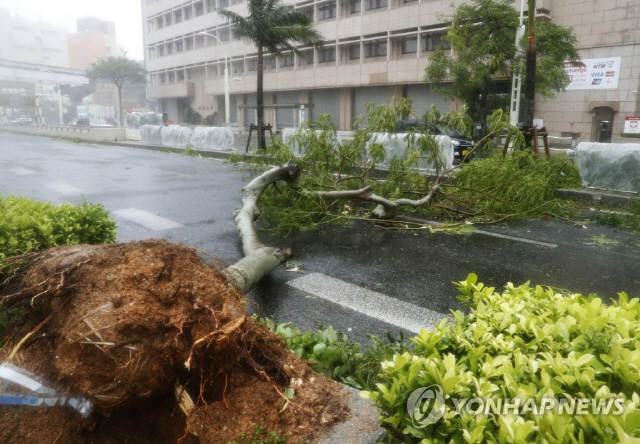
[141,0,639,142]
[0,8,69,68]
[68,17,124,70]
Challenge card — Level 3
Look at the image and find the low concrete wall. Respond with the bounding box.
[0,124,127,142]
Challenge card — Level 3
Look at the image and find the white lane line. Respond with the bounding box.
[399,216,558,248]
[9,167,35,176]
[474,230,558,248]
[287,273,447,333]
[45,182,83,195]
[112,208,183,231]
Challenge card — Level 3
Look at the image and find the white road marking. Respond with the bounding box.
[400,216,558,248]
[45,182,83,195]
[287,273,448,333]
[474,230,558,248]
[9,167,35,176]
[112,208,183,231]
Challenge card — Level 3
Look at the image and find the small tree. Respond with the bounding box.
[219,0,323,150]
[425,0,579,139]
[86,57,147,127]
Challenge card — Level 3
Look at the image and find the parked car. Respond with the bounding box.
[10,117,33,125]
[71,117,91,127]
[396,119,474,162]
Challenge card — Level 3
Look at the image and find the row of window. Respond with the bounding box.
[150,32,448,84]
[148,0,241,32]
[147,0,425,33]
[150,30,447,62]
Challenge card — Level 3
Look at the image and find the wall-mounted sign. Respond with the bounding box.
[564,57,621,90]
[624,116,640,134]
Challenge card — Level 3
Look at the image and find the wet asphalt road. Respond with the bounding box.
[1,132,639,343]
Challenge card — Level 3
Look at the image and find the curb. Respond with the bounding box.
[3,128,636,212]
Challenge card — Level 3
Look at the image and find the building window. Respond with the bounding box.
[421,32,450,52]
[302,49,314,65]
[185,37,193,50]
[318,1,336,20]
[159,73,166,83]
[281,52,294,68]
[165,13,172,26]
[365,0,387,10]
[195,2,204,16]
[233,61,244,74]
[175,9,182,22]
[206,0,215,12]
[166,42,173,55]
[158,45,165,57]
[176,40,184,52]
[168,72,175,82]
[350,0,361,13]
[318,47,335,63]
[219,27,230,42]
[156,16,164,29]
[403,0,417,3]
[364,40,387,58]
[300,7,314,21]
[264,56,276,70]
[247,58,257,71]
[177,70,185,81]
[349,43,360,60]
[402,36,417,54]
[184,6,192,20]
[219,0,230,7]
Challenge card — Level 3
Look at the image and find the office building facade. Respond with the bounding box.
[142,0,639,142]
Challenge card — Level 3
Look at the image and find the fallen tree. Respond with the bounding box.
[0,163,357,443]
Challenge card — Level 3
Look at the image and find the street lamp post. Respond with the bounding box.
[198,31,230,127]
[509,0,526,126]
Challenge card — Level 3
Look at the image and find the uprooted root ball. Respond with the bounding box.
[0,240,294,411]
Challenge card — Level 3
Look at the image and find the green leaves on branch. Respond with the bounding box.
[365,274,640,443]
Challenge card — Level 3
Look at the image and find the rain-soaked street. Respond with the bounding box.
[1,131,639,342]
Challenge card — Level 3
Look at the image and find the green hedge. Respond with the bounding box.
[363,274,640,443]
[0,195,117,260]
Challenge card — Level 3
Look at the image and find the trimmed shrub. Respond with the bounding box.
[363,274,640,443]
[0,196,117,260]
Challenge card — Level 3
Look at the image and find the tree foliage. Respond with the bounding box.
[86,57,147,126]
[234,100,580,235]
[219,0,323,149]
[425,0,579,133]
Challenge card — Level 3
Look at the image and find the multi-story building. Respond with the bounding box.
[0,8,69,68]
[68,17,125,70]
[142,0,640,142]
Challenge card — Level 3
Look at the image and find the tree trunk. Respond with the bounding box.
[257,46,266,150]
[227,162,300,293]
[522,0,536,145]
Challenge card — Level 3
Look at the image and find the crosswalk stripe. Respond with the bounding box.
[112,208,183,231]
[45,182,83,195]
[9,167,35,176]
[287,273,448,333]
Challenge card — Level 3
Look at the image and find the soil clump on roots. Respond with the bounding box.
[0,240,349,443]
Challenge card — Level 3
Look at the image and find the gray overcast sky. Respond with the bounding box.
[0,0,144,60]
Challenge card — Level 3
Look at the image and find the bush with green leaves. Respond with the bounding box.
[0,195,117,260]
[260,317,412,391]
[363,274,640,443]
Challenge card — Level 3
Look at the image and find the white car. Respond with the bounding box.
[10,118,33,125]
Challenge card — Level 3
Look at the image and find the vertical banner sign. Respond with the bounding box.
[564,57,621,90]
[624,117,640,134]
